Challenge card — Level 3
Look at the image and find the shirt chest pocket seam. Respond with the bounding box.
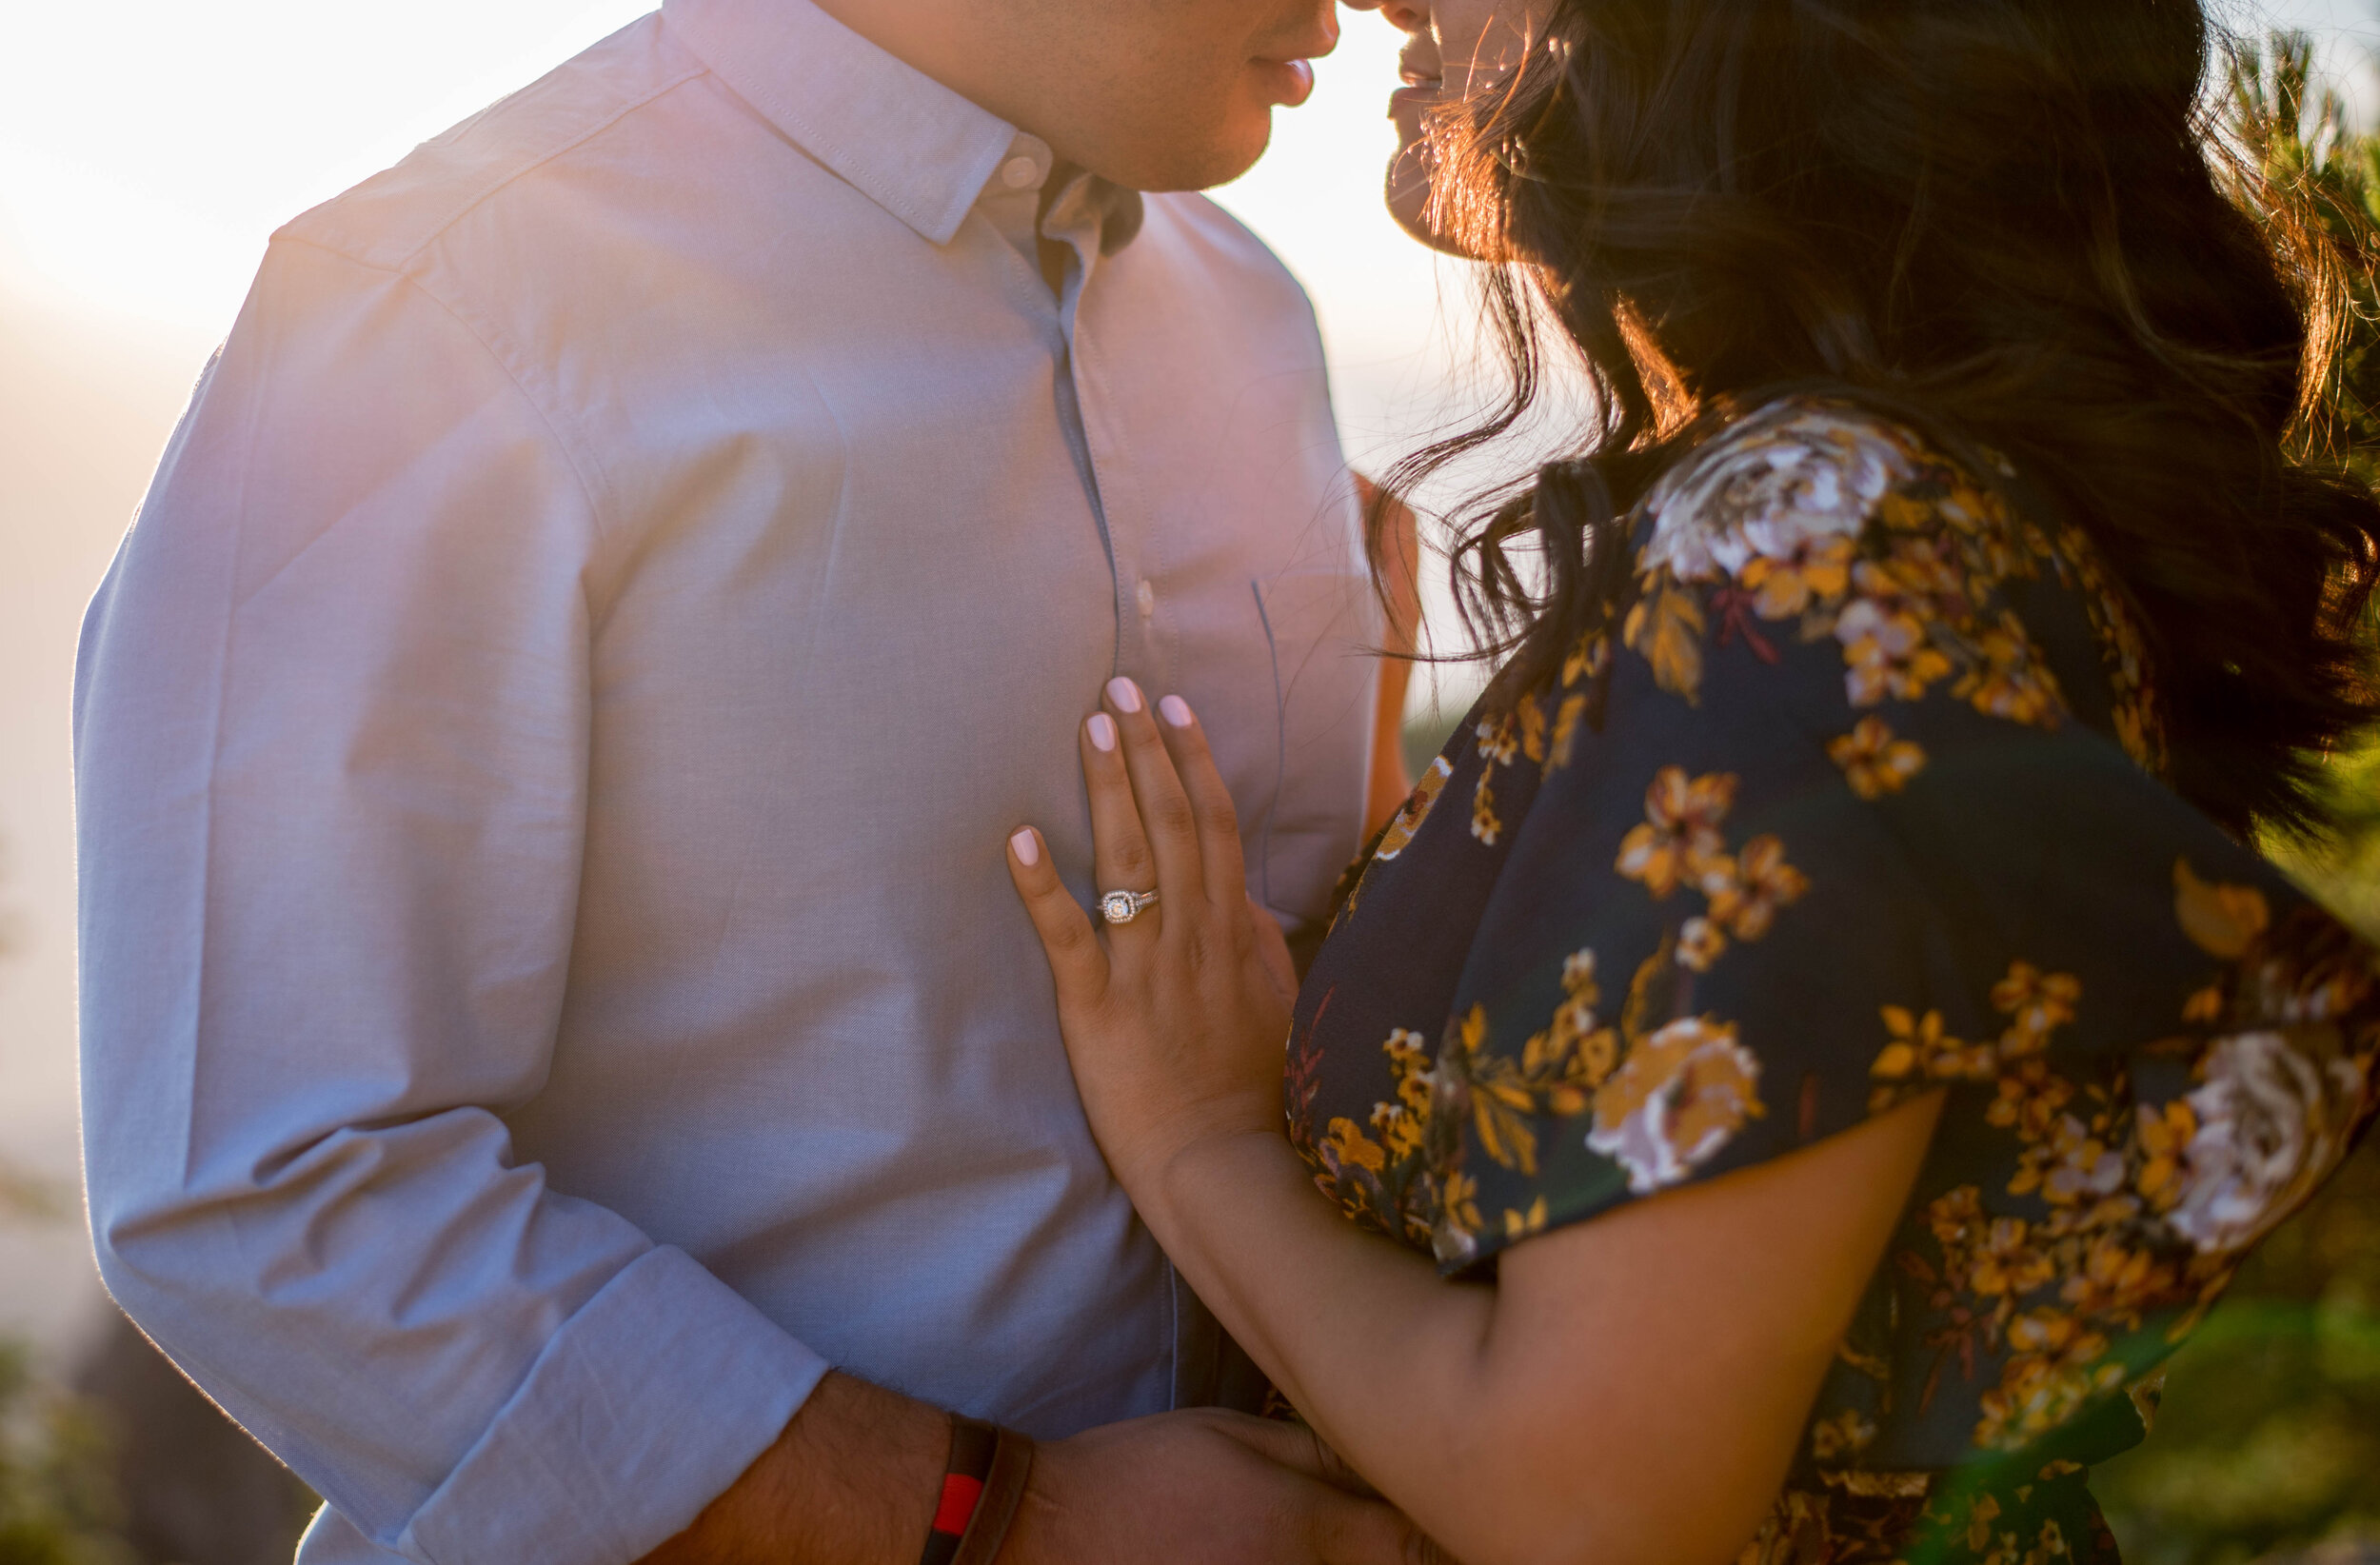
[1251,569,1376,922]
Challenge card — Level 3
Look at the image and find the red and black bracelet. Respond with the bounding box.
[919,1416,1034,1565]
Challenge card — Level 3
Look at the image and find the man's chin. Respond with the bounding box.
[1110,118,1277,195]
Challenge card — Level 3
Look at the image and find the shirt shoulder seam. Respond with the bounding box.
[284,58,712,271]
[272,235,620,560]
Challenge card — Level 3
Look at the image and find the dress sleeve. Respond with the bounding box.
[1422,403,2380,1298]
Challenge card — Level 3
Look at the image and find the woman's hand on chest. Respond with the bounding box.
[1006,677,1301,1205]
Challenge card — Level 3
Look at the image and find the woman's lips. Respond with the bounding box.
[1389,77,1443,116]
[1254,56,1318,108]
[1393,41,1444,117]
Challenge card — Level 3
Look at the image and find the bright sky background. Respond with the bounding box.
[1,0,2377,1349]
[3,0,2376,466]
[0,2,2372,347]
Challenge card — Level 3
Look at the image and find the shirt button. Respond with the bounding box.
[1136,579,1158,618]
[1000,156,1041,190]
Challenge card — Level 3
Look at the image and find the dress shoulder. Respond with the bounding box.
[1293,394,2380,1561]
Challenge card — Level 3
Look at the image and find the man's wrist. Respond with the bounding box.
[638,1371,948,1565]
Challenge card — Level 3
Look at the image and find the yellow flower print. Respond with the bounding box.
[1517,698,1548,766]
[1449,955,1621,1172]
[1807,1408,1877,1463]
[2010,1114,2125,1209]
[1969,1217,2058,1298]
[1323,1118,1386,1175]
[1974,1308,2124,1451]
[1677,917,1728,973]
[1371,1028,1434,1164]
[1503,1197,1549,1241]
[1548,692,1589,771]
[1623,584,1709,703]
[1373,756,1452,862]
[1873,1006,1996,1088]
[1589,1017,1767,1195]
[1836,592,1955,706]
[2058,1232,2180,1328]
[1384,1029,1434,1113]
[2133,1099,2195,1210]
[1956,610,2064,728]
[1738,532,1855,618]
[1561,630,1611,689]
[1446,1005,1541,1175]
[1963,1494,2005,1552]
[1926,1185,1990,1283]
[1522,951,1616,1112]
[2060,518,2169,774]
[1616,767,1737,898]
[2173,859,2271,961]
[1987,1058,2077,1142]
[1438,1169,1483,1242]
[1476,713,1518,766]
[1472,771,1503,847]
[1992,963,2081,1058]
[1700,835,1810,941]
[1370,1101,1421,1164]
[1829,716,1928,800]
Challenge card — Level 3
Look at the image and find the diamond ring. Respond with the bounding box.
[1099,888,1160,926]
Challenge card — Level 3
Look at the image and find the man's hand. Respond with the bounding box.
[1008,1407,1438,1565]
[639,1372,1437,1565]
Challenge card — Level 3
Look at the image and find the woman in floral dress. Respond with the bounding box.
[1002,1,2380,1563]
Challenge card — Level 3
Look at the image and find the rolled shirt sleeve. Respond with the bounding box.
[73,236,827,1565]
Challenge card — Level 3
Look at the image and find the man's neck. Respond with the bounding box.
[805,0,1061,153]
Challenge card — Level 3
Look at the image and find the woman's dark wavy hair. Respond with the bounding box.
[1386,0,2380,840]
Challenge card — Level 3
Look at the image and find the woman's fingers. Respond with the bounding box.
[1101,678,1205,907]
[1081,699,1163,941]
[1154,695,1249,910]
[1006,826,1108,1001]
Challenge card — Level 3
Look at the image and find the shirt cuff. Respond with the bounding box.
[396,1246,830,1565]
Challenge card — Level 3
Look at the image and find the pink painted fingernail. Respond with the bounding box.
[1105,678,1143,714]
[1010,828,1041,867]
[1160,695,1194,728]
[1087,714,1119,752]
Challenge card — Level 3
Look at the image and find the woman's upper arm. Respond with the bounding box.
[1474,1089,1944,1565]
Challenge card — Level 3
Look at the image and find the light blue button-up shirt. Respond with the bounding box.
[71,4,1377,1561]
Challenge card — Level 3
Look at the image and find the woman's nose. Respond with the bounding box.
[1340,0,1431,30]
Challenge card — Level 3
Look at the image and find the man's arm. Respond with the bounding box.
[641,1374,1431,1565]
[75,238,827,1565]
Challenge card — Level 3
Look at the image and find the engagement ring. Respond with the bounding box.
[1099,888,1160,926]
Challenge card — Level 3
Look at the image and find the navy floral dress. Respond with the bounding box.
[1288,398,2380,1565]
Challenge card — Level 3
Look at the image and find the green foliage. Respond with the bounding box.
[2096,1135,2380,1565]
[0,1345,126,1565]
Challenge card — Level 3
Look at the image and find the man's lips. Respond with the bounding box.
[1254,56,1318,108]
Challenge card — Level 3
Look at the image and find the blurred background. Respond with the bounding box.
[6,1,2380,1560]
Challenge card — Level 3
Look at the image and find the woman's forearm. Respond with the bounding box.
[1144,1130,1511,1554]
[1137,1096,1947,1565]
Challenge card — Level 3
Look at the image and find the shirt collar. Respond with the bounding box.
[662,0,1140,250]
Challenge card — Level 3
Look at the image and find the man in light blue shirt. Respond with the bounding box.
[73,0,1418,1560]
